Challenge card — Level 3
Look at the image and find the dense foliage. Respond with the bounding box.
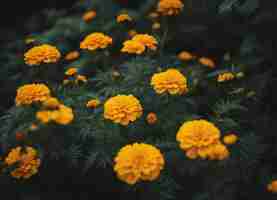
[0,0,277,200]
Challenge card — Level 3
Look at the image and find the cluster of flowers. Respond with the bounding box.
[4,146,41,179]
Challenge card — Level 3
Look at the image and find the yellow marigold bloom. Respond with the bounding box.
[146,112,158,125]
[52,105,74,125]
[5,147,22,166]
[223,134,238,145]
[267,180,277,193]
[15,84,51,106]
[76,75,88,83]
[65,51,80,61]
[24,44,61,66]
[152,22,161,30]
[117,14,132,23]
[128,29,137,37]
[5,146,41,179]
[157,0,184,16]
[176,120,228,160]
[151,68,188,95]
[87,99,101,108]
[42,97,60,109]
[199,57,215,68]
[65,67,78,76]
[104,95,143,126]
[217,72,235,82]
[114,143,164,185]
[80,32,112,51]
[121,40,146,54]
[177,51,194,61]
[132,34,158,50]
[82,10,97,22]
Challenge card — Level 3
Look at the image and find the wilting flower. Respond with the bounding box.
[151,68,188,95]
[82,10,97,22]
[24,44,61,66]
[104,95,143,126]
[117,14,132,23]
[114,143,164,185]
[15,84,51,106]
[157,0,184,16]
[198,57,215,68]
[80,32,112,51]
[217,72,235,82]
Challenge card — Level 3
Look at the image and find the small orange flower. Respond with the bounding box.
[223,134,238,145]
[80,32,112,51]
[132,34,158,51]
[217,72,235,82]
[146,112,158,124]
[117,14,132,23]
[199,57,215,68]
[86,99,101,109]
[76,75,88,83]
[177,51,194,61]
[65,68,78,76]
[82,10,97,22]
[65,51,80,61]
[157,0,184,16]
[267,180,277,193]
[121,40,146,54]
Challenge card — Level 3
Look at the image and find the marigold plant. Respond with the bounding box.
[24,44,61,66]
[114,143,164,185]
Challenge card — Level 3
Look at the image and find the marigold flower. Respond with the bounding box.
[132,34,158,50]
[151,68,188,95]
[65,68,78,76]
[199,57,215,68]
[177,51,194,61]
[36,110,54,124]
[5,146,41,179]
[128,30,137,37]
[15,84,51,106]
[157,0,184,16]
[223,134,238,145]
[114,143,164,185]
[217,72,235,82]
[152,22,161,30]
[82,10,97,22]
[65,51,80,61]
[267,180,277,193]
[24,44,61,66]
[42,97,60,109]
[121,40,146,54]
[104,95,143,126]
[117,14,132,23]
[176,120,229,160]
[146,112,158,125]
[87,99,101,108]
[80,32,112,51]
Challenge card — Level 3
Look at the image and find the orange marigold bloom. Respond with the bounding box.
[146,112,158,125]
[80,32,112,51]
[117,14,132,23]
[42,97,60,109]
[65,68,78,76]
[157,0,184,16]
[82,10,97,22]
[121,40,146,54]
[104,95,143,126]
[132,34,158,51]
[24,44,61,66]
[51,105,74,125]
[223,134,238,145]
[5,146,41,179]
[15,84,51,106]
[65,51,80,61]
[177,51,194,61]
[217,72,235,82]
[114,143,164,185]
[86,99,101,108]
[151,68,188,95]
[199,57,215,68]
[267,180,277,193]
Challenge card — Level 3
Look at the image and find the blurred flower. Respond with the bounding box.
[267,180,277,193]
[65,68,78,76]
[128,29,137,37]
[114,143,164,185]
[177,51,194,61]
[65,51,80,61]
[80,32,112,51]
[151,68,188,95]
[223,134,238,145]
[24,44,61,66]
[146,112,158,125]
[104,95,143,125]
[152,22,161,30]
[76,75,88,83]
[157,0,184,16]
[198,57,215,68]
[236,72,244,78]
[148,12,160,19]
[82,10,97,22]
[25,38,36,44]
[217,72,235,82]
[117,14,132,23]
[87,99,101,109]
[15,84,51,106]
